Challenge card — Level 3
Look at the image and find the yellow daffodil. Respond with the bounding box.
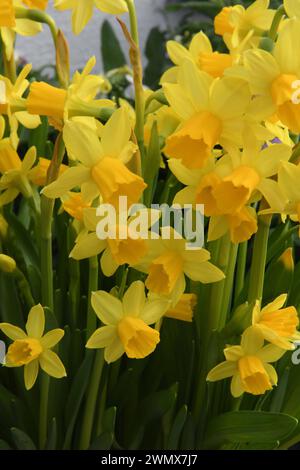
[1,0,43,60]
[164,293,197,322]
[244,18,300,133]
[54,0,128,35]
[260,161,300,232]
[42,108,146,208]
[0,64,40,147]
[207,326,285,397]
[252,294,300,350]
[162,31,234,84]
[284,0,300,19]
[0,304,66,390]
[69,207,161,277]
[27,57,114,130]
[28,157,68,187]
[133,227,224,297]
[0,129,38,205]
[21,0,48,9]
[162,60,250,169]
[214,0,275,53]
[86,281,169,363]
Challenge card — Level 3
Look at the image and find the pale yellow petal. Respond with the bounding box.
[91,290,123,325]
[40,329,64,349]
[24,360,39,390]
[122,281,146,317]
[0,323,26,340]
[86,325,116,348]
[207,361,237,381]
[39,350,66,378]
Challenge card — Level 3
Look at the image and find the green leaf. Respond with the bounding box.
[63,351,94,449]
[45,418,57,450]
[89,432,114,450]
[101,20,127,72]
[144,28,166,89]
[166,405,187,450]
[139,383,178,425]
[204,411,298,449]
[10,428,36,450]
[144,121,161,207]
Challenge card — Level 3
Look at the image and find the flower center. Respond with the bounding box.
[117,316,160,359]
[238,355,272,395]
[164,112,222,169]
[146,251,183,295]
[7,338,42,366]
[196,172,222,216]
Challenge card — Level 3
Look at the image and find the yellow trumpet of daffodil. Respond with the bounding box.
[252,294,300,350]
[0,304,66,390]
[54,0,128,35]
[133,227,224,297]
[21,0,48,9]
[42,108,146,208]
[243,18,300,133]
[207,326,285,397]
[86,281,169,363]
[162,60,250,169]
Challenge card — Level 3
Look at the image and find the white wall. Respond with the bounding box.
[16,0,166,75]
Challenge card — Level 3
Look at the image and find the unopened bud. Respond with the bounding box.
[0,254,16,273]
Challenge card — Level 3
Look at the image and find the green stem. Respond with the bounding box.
[234,241,248,304]
[15,7,57,43]
[124,0,145,162]
[268,5,286,41]
[219,242,238,327]
[39,136,65,449]
[86,256,99,340]
[14,268,35,309]
[208,234,232,332]
[79,350,105,450]
[248,214,272,303]
[2,47,17,83]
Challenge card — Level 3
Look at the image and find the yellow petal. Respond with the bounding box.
[39,350,66,378]
[91,290,123,325]
[70,232,106,260]
[0,323,26,340]
[104,336,125,363]
[26,304,45,338]
[241,326,264,355]
[24,360,39,390]
[183,260,225,283]
[101,108,131,158]
[122,281,146,317]
[207,360,237,381]
[86,325,116,349]
[40,329,64,349]
[42,166,90,199]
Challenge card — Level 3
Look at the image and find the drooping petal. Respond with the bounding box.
[104,336,125,363]
[230,373,244,397]
[24,360,39,390]
[207,360,237,381]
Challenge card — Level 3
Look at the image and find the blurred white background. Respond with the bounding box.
[16,0,166,74]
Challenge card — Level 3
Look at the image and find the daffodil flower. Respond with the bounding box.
[0,122,38,205]
[0,304,66,390]
[214,0,275,54]
[162,60,250,169]
[244,18,300,133]
[27,57,114,129]
[86,281,169,363]
[162,31,235,84]
[0,0,44,61]
[54,0,128,35]
[207,326,285,397]
[0,64,40,147]
[252,294,300,350]
[69,207,160,277]
[42,108,146,208]
[133,227,224,297]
